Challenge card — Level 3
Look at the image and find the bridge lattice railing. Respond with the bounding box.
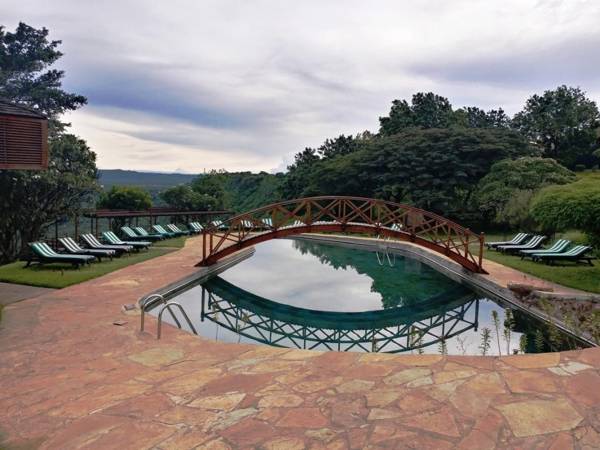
[200,196,485,272]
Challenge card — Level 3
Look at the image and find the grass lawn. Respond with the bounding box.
[476,231,600,294]
[0,236,187,289]
[152,235,188,248]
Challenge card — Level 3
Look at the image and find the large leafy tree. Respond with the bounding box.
[281,132,375,199]
[453,107,510,129]
[315,134,359,159]
[475,157,575,228]
[287,128,534,221]
[160,184,220,211]
[97,186,152,210]
[530,173,600,248]
[220,171,283,212]
[379,92,454,134]
[0,23,97,263]
[0,22,87,133]
[0,135,98,263]
[190,170,227,209]
[97,186,152,233]
[379,92,509,135]
[512,85,600,168]
[280,148,321,199]
[361,128,534,219]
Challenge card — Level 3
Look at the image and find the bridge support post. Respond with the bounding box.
[479,232,485,272]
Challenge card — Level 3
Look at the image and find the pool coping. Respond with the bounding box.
[141,247,256,311]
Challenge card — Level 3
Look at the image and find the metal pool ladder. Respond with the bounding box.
[375,239,396,267]
[140,294,198,339]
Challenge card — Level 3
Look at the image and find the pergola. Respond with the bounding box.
[0,98,48,170]
[80,207,233,237]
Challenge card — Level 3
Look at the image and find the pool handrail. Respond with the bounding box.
[157,301,197,339]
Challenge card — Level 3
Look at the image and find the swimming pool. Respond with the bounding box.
[152,238,584,355]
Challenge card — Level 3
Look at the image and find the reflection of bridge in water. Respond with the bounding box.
[200,277,480,353]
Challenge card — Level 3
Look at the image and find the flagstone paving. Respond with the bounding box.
[1,236,599,449]
[0,281,54,306]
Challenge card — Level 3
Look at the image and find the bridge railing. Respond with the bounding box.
[200,196,485,273]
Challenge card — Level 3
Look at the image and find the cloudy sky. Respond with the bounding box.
[4,0,600,173]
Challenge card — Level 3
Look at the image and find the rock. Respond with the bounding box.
[496,398,583,437]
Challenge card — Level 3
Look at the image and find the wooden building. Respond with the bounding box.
[0,98,49,170]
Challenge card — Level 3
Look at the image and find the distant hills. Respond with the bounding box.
[98,169,283,211]
[99,169,197,191]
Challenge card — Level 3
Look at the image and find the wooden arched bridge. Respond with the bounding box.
[198,196,486,273]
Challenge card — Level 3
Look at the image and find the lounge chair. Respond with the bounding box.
[166,224,190,236]
[390,223,403,232]
[81,233,133,256]
[520,239,570,260]
[498,235,546,254]
[59,237,115,261]
[532,245,596,266]
[261,218,273,229]
[282,220,304,229]
[189,222,203,233]
[239,219,255,230]
[134,227,165,241]
[210,220,228,230]
[103,231,150,250]
[152,224,177,238]
[122,226,162,242]
[26,242,94,268]
[485,233,529,250]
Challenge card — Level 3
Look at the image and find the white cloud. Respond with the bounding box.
[3,0,600,172]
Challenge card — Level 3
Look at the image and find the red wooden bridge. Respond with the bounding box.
[198,196,486,273]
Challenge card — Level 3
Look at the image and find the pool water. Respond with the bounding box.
[156,238,584,355]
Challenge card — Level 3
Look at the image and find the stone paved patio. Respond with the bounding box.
[1,236,599,449]
[0,282,54,307]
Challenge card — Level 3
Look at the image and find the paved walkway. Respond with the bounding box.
[0,281,54,306]
[482,259,590,296]
[1,236,599,449]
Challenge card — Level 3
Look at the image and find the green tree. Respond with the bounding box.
[379,92,509,135]
[453,106,510,128]
[300,149,369,198]
[160,184,220,211]
[315,134,358,159]
[530,174,600,248]
[475,157,575,228]
[280,148,321,199]
[361,128,534,220]
[284,128,534,221]
[0,22,87,134]
[0,135,98,263]
[97,186,152,210]
[512,85,600,168]
[190,170,227,209]
[220,171,283,212]
[97,186,152,233]
[0,23,97,263]
[379,92,454,134]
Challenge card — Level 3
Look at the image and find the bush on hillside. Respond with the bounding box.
[475,157,576,229]
[530,174,600,249]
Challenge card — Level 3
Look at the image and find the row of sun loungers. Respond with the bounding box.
[26,223,203,268]
[487,233,595,266]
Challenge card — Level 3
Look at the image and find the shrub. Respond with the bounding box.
[530,174,600,248]
[97,186,152,211]
[475,157,575,228]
